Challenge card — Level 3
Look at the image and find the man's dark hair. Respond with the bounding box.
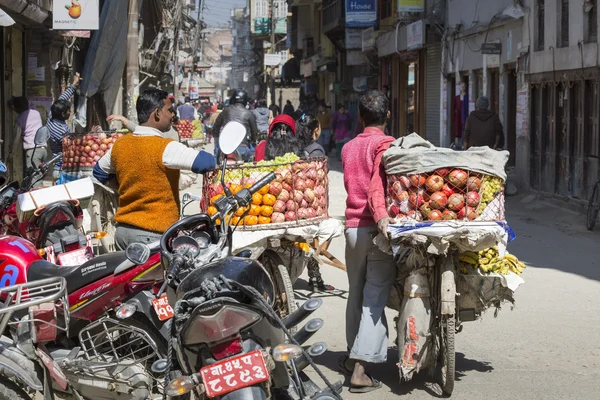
[296,113,320,149]
[359,90,389,127]
[137,88,169,124]
[184,96,191,103]
[286,100,292,105]
[51,99,71,121]
[257,99,267,108]
[12,97,29,113]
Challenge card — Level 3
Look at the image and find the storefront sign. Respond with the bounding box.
[345,29,363,49]
[347,50,367,66]
[345,0,377,28]
[264,54,282,66]
[406,20,424,50]
[398,0,424,12]
[53,0,99,30]
[482,42,502,55]
[362,27,375,51]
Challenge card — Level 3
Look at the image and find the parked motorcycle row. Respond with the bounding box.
[0,123,341,399]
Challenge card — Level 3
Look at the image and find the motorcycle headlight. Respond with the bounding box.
[182,303,261,345]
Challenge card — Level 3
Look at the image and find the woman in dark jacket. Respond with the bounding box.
[254,114,302,161]
[296,113,326,157]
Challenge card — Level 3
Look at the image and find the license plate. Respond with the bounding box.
[57,247,94,266]
[152,294,174,321]
[201,350,269,398]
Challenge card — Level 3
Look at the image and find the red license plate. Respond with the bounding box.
[57,247,94,266]
[201,350,269,398]
[152,294,174,321]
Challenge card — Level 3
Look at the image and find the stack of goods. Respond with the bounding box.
[386,168,504,222]
[203,154,328,229]
[457,246,526,275]
[176,120,204,140]
[62,132,125,171]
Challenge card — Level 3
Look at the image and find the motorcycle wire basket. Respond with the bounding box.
[0,277,69,341]
[202,157,329,231]
[386,168,505,224]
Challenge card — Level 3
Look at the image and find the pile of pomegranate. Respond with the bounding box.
[62,133,124,169]
[386,168,497,222]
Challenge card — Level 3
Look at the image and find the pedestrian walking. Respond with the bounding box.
[331,104,352,160]
[316,105,332,154]
[463,96,504,150]
[177,96,198,121]
[269,102,280,118]
[283,100,295,117]
[11,96,45,179]
[339,90,395,393]
[48,72,81,181]
[252,99,270,140]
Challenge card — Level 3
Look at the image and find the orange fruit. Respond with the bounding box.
[229,183,242,194]
[231,216,240,226]
[249,204,261,216]
[68,5,82,19]
[262,193,276,206]
[258,185,269,195]
[258,216,271,224]
[210,195,223,205]
[207,206,218,216]
[244,215,258,225]
[261,205,273,217]
[235,206,248,217]
[251,193,263,205]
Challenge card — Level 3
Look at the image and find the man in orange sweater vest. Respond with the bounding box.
[93,89,216,249]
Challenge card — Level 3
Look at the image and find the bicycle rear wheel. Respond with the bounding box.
[586,183,600,231]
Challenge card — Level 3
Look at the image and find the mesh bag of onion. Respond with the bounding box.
[386,168,505,223]
[62,132,125,172]
[202,156,329,230]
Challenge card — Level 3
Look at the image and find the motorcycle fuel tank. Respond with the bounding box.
[0,235,42,288]
[176,257,275,305]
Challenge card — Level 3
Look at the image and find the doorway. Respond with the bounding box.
[506,69,517,166]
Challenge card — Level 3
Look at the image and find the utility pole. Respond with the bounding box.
[126,0,139,120]
[173,2,181,102]
[268,0,276,106]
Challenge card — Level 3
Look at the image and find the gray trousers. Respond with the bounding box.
[25,148,47,186]
[115,223,162,251]
[345,226,396,363]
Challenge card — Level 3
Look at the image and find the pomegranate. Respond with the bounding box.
[297,208,309,219]
[285,200,297,211]
[447,193,465,211]
[428,210,444,221]
[467,176,482,191]
[209,184,224,196]
[389,204,400,217]
[306,208,316,219]
[408,191,425,208]
[466,207,478,220]
[304,178,315,189]
[317,169,326,181]
[392,181,404,193]
[316,206,325,216]
[300,199,308,209]
[306,168,318,180]
[91,143,100,151]
[447,169,468,189]
[269,182,283,196]
[314,185,326,198]
[303,188,316,203]
[271,212,285,223]
[425,174,444,193]
[457,207,466,219]
[282,182,293,192]
[293,190,304,204]
[409,174,426,188]
[394,190,410,203]
[295,179,306,191]
[241,177,256,186]
[285,211,296,222]
[277,189,290,202]
[419,202,432,218]
[273,200,286,213]
[429,191,448,209]
[443,210,457,220]
[435,168,450,178]
[467,191,480,207]
[399,176,411,188]
[442,183,455,198]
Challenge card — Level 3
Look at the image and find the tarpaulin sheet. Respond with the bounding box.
[382,133,510,181]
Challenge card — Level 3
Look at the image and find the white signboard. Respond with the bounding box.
[264,53,282,66]
[347,50,367,66]
[345,29,363,49]
[362,27,375,51]
[53,0,99,30]
[243,72,249,82]
[407,20,424,50]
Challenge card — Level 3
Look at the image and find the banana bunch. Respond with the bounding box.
[458,246,526,275]
[476,176,504,215]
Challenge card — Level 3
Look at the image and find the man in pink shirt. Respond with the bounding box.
[340,91,395,393]
[12,97,45,174]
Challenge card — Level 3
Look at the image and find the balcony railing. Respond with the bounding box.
[322,0,344,34]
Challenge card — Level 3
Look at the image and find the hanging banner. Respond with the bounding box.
[347,50,367,66]
[345,28,363,49]
[398,0,424,12]
[53,0,99,30]
[345,0,377,28]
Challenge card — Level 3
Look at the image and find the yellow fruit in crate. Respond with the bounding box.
[262,193,276,206]
[260,205,273,217]
[249,204,261,216]
[229,183,242,194]
[231,216,240,226]
[244,215,258,225]
[210,195,223,205]
[258,216,271,224]
[259,185,269,195]
[235,206,248,217]
[251,193,263,205]
[207,206,218,216]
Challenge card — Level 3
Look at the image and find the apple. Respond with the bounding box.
[467,191,480,207]
[409,174,426,188]
[442,183,455,198]
[447,193,465,211]
[429,191,448,209]
[425,174,444,192]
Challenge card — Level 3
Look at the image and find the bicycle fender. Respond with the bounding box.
[441,256,457,315]
[0,352,43,391]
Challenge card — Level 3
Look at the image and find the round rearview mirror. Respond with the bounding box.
[126,242,151,265]
[219,121,246,155]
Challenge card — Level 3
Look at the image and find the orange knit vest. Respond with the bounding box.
[111,135,180,232]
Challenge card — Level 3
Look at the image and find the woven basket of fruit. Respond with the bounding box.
[202,154,329,230]
[176,120,204,141]
[386,168,505,223]
[62,130,127,174]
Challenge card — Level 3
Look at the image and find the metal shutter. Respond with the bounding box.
[425,43,442,146]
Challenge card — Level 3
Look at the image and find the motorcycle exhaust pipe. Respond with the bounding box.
[294,341,328,371]
[283,298,322,329]
[292,318,323,345]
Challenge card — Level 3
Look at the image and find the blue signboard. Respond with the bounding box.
[345,0,377,28]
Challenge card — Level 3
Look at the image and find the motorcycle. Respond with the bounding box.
[0,233,170,399]
[0,153,97,266]
[137,121,342,399]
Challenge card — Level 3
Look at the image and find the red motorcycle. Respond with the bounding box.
[0,154,98,266]
[0,234,169,399]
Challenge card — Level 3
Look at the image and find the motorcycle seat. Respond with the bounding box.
[27,251,131,293]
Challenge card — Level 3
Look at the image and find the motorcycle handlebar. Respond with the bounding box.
[247,172,276,196]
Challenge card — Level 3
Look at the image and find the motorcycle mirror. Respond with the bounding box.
[34,126,50,146]
[218,121,245,155]
[125,242,151,265]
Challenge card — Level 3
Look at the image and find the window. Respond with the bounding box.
[559,0,569,48]
[584,1,598,43]
[536,0,545,51]
[379,0,393,20]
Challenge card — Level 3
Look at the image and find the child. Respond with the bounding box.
[254,114,301,161]
[296,113,326,158]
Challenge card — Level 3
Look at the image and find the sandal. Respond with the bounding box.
[338,356,354,375]
[349,374,383,394]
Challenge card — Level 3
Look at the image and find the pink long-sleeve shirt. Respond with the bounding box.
[342,127,394,228]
